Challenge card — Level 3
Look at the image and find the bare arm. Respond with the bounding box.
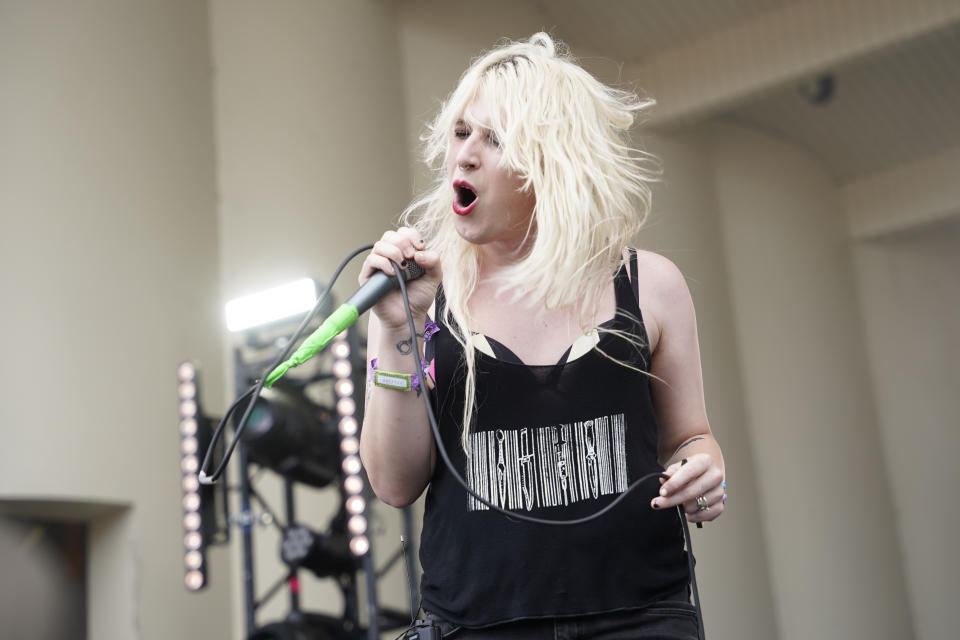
[358,228,441,507]
[635,251,726,522]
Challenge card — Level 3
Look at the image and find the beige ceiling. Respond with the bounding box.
[530,0,798,63]
[420,0,960,182]
[728,19,960,181]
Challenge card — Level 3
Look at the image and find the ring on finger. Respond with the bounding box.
[696,495,709,511]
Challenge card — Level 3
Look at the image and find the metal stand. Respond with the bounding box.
[223,327,418,639]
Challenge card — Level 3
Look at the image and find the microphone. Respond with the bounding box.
[265,261,426,387]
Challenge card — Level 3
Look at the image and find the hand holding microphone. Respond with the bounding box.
[360,228,442,331]
[265,228,440,387]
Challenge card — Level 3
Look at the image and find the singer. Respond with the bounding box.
[359,33,725,639]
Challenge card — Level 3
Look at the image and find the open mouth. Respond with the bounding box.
[457,185,477,206]
[453,180,478,216]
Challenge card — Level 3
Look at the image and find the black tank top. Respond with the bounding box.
[419,256,689,627]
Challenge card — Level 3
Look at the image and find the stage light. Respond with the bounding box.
[345,496,365,515]
[334,379,353,396]
[335,397,355,416]
[332,341,350,359]
[343,476,362,495]
[332,360,351,378]
[338,416,357,437]
[185,570,204,591]
[341,456,361,476]
[179,418,197,437]
[279,524,357,579]
[183,493,201,512]
[239,387,339,488]
[348,536,369,556]
[177,360,228,592]
[181,456,199,474]
[347,515,367,536]
[181,436,199,455]
[177,362,196,380]
[185,532,202,550]
[330,332,370,558]
[339,437,359,456]
[225,278,318,332]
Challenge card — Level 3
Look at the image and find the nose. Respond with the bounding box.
[455,134,480,171]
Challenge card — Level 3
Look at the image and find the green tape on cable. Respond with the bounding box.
[265,303,359,387]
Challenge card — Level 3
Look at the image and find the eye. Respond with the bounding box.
[454,127,469,140]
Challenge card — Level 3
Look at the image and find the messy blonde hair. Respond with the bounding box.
[401,33,656,447]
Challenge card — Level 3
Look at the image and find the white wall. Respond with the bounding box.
[643,131,780,640]
[207,0,414,634]
[709,120,914,639]
[852,217,960,640]
[0,1,230,639]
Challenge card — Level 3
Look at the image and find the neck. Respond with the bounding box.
[476,236,533,279]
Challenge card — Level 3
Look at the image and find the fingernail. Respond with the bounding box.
[721,480,727,490]
[659,487,667,497]
[400,259,408,268]
[681,458,688,465]
[651,501,660,509]
[722,494,728,504]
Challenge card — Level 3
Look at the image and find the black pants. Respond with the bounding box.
[421,599,699,640]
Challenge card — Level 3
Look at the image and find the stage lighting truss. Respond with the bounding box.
[178,360,209,591]
[178,360,229,592]
[331,331,370,558]
[189,287,418,638]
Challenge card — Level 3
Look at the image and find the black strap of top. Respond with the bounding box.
[629,247,639,297]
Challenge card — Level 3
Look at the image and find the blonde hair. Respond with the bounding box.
[401,33,656,447]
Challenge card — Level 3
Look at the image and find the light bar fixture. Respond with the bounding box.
[331,331,369,557]
[178,360,207,591]
[225,278,318,332]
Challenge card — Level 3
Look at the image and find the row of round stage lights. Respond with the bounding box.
[177,361,206,591]
[330,332,369,557]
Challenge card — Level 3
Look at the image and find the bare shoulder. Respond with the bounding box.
[628,249,692,303]
[625,249,695,350]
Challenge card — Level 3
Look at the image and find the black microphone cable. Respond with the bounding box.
[198,244,373,486]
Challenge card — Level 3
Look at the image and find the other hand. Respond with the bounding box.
[651,453,725,523]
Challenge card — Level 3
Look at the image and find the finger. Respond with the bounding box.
[663,465,723,509]
[396,226,427,253]
[371,240,407,274]
[652,464,723,510]
[685,487,726,523]
[383,228,420,261]
[682,482,725,515]
[659,454,710,497]
[361,253,399,282]
[413,249,442,274]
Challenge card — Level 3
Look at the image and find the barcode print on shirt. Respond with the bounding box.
[466,413,628,512]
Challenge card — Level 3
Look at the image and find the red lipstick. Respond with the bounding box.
[452,179,478,216]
